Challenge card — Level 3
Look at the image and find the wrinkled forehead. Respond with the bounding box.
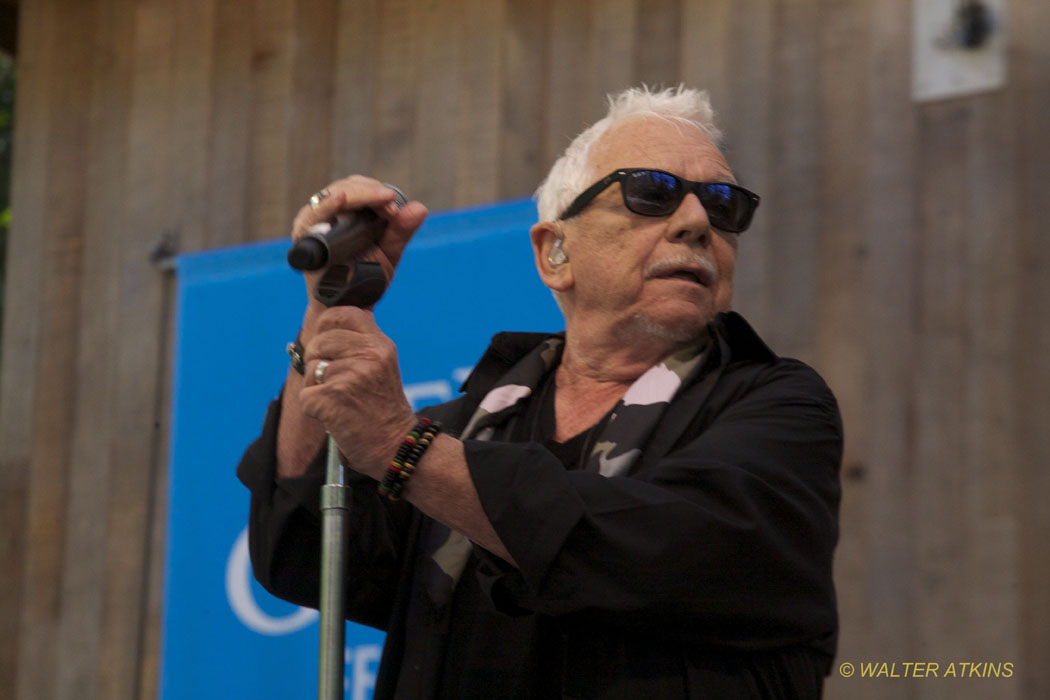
[587,115,735,183]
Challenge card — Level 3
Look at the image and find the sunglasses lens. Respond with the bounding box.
[697,183,747,232]
[613,170,757,231]
[623,170,683,216]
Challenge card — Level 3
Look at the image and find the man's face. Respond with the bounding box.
[560,116,739,346]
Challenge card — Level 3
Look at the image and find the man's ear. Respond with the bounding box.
[530,221,573,292]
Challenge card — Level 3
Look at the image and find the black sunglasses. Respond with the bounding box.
[558,168,760,233]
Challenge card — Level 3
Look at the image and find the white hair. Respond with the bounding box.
[534,85,723,222]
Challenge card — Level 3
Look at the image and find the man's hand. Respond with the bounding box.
[298,305,418,478]
[292,175,428,321]
[276,175,426,480]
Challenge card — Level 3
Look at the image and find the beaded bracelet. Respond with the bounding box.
[379,417,443,501]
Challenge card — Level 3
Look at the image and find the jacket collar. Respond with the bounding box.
[461,312,774,393]
[459,312,777,474]
[636,312,777,470]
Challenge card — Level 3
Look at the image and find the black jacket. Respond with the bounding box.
[237,312,843,698]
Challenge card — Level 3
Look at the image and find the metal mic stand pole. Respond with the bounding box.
[318,433,349,700]
[311,262,390,700]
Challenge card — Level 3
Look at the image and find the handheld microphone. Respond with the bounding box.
[287,185,408,271]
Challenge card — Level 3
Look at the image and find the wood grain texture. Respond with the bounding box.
[453,0,504,207]
[826,3,921,699]
[17,0,95,698]
[330,0,379,179]
[679,0,731,124]
[288,0,337,208]
[206,0,252,248]
[721,0,773,332]
[1,1,1048,698]
[812,7,872,692]
[916,99,976,700]
[94,2,176,698]
[248,0,295,243]
[498,0,548,200]
[763,0,819,361]
[412,0,461,207]
[168,0,215,254]
[544,1,596,172]
[1011,3,1050,698]
[53,0,137,697]
[588,0,635,100]
[0,0,50,696]
[369,0,418,193]
[633,0,680,88]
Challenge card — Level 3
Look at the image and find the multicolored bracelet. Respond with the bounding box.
[379,417,443,501]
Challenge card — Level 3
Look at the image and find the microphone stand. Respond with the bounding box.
[287,188,402,698]
[318,433,349,700]
[304,261,389,700]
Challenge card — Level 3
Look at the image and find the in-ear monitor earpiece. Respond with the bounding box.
[548,238,568,266]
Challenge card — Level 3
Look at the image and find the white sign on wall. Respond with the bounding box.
[912,0,1007,102]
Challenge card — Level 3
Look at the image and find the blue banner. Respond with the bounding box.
[163,199,562,699]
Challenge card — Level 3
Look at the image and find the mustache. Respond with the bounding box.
[644,254,718,285]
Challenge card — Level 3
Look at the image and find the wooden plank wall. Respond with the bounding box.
[1,1,1047,698]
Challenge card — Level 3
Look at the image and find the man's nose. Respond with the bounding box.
[666,192,711,246]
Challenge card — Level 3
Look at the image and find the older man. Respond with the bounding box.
[238,86,842,699]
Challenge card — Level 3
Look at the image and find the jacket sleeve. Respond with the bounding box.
[466,359,842,651]
[236,398,415,630]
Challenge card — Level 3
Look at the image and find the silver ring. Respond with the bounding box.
[384,184,408,209]
[314,360,329,384]
[308,187,331,210]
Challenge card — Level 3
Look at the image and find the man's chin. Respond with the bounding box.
[629,310,711,347]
